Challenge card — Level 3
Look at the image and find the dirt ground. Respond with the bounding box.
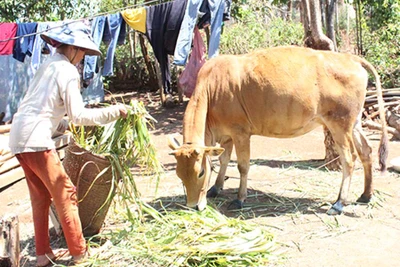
[1,92,399,266]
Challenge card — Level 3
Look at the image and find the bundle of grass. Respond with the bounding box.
[68,99,164,226]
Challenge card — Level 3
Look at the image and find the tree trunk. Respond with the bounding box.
[300,0,312,41]
[286,0,293,21]
[355,0,363,55]
[138,34,158,91]
[301,0,339,170]
[326,0,337,51]
[323,127,341,170]
[320,0,326,29]
[128,30,135,59]
[302,0,335,50]
[154,61,167,106]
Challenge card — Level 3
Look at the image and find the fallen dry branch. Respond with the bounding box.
[0,133,72,190]
[386,110,400,132]
[0,152,12,165]
[364,100,400,109]
[363,110,381,121]
[0,125,11,134]
[362,120,400,139]
[366,87,400,96]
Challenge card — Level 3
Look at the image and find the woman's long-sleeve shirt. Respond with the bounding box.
[9,53,120,154]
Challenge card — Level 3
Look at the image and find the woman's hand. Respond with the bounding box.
[118,104,129,118]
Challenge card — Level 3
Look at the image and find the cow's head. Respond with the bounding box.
[168,136,224,211]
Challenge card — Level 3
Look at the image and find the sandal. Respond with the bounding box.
[36,249,69,267]
[72,251,87,264]
[53,249,70,260]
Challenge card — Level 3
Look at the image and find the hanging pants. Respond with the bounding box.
[16,150,86,256]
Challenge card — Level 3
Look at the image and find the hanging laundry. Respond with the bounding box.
[0,54,34,122]
[121,7,146,33]
[197,0,211,29]
[146,0,187,95]
[102,13,127,77]
[30,22,64,74]
[174,0,228,66]
[0,23,17,55]
[13,22,38,62]
[83,16,106,80]
[223,0,232,21]
[198,0,231,28]
[178,26,206,98]
[173,0,203,66]
[205,0,225,59]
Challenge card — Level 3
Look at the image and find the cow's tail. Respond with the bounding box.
[360,58,388,172]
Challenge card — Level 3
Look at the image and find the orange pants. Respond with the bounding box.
[16,150,86,256]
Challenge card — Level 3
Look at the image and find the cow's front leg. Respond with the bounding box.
[207,138,233,198]
[228,135,251,210]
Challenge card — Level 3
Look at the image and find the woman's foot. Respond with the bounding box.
[72,252,87,264]
[36,253,55,267]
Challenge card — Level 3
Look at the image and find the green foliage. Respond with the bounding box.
[361,0,400,30]
[363,25,400,88]
[266,18,304,47]
[0,0,100,22]
[220,0,303,55]
[220,21,268,55]
[220,17,303,55]
[357,0,400,87]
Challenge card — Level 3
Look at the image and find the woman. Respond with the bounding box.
[9,21,127,266]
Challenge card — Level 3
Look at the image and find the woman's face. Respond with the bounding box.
[70,47,86,65]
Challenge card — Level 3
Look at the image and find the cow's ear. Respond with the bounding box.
[168,135,181,150]
[169,150,178,156]
[206,147,225,157]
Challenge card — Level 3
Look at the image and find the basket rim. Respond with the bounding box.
[68,139,110,162]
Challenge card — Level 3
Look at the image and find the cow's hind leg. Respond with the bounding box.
[352,120,374,203]
[207,137,233,198]
[327,130,358,215]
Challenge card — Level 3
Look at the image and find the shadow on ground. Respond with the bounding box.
[149,186,329,220]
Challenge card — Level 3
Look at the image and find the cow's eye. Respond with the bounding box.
[198,168,205,178]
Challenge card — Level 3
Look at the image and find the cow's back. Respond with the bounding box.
[194,46,369,138]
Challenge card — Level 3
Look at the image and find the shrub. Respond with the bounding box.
[362,24,400,88]
[220,17,303,55]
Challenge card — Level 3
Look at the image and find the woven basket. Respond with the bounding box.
[61,140,116,236]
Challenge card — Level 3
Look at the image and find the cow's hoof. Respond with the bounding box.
[164,94,175,109]
[327,201,343,215]
[228,199,244,210]
[356,194,371,203]
[207,186,219,198]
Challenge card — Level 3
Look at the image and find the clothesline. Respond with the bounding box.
[1,0,229,96]
[0,0,162,43]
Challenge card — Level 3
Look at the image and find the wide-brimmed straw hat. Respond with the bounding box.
[41,21,101,56]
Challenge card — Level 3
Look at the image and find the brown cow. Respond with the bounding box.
[169,46,388,215]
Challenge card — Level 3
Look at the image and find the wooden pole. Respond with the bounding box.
[0,125,11,134]
[138,34,158,91]
[0,214,20,267]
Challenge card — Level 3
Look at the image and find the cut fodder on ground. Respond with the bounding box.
[79,205,279,267]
